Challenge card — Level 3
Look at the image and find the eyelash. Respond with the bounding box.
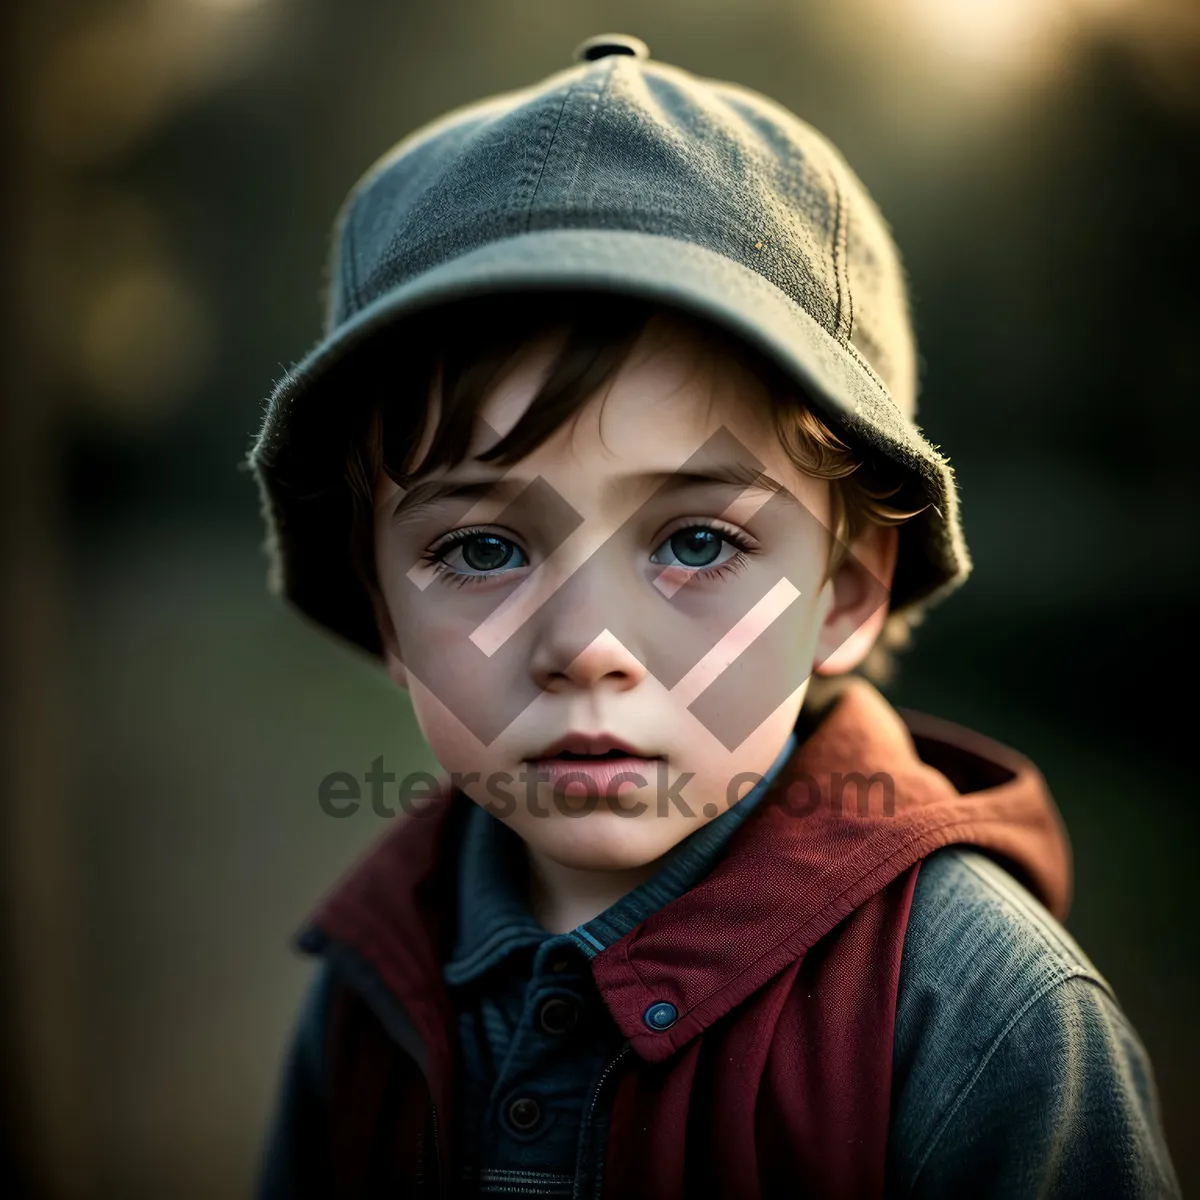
[419,526,519,589]
[655,520,756,582]
[420,521,758,587]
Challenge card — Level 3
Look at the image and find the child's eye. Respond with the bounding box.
[650,524,751,575]
[424,529,528,583]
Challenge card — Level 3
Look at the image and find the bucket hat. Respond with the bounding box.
[247,33,971,659]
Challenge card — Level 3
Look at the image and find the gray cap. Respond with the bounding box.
[248,34,971,659]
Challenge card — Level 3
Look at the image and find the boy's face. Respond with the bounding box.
[371,311,896,874]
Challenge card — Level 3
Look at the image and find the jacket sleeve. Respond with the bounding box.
[908,973,1181,1199]
[256,962,337,1200]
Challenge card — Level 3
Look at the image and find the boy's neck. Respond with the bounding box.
[524,846,664,935]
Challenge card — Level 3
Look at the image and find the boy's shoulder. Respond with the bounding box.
[889,846,1179,1198]
[902,843,1113,1010]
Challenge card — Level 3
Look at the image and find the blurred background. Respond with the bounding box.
[2,0,1198,1196]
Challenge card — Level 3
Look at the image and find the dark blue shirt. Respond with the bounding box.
[441,731,798,1194]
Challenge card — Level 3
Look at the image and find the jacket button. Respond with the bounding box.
[507,1096,542,1131]
[573,34,651,63]
[538,995,579,1035]
[643,1001,677,1031]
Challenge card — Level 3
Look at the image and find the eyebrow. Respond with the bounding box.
[390,476,529,525]
[652,462,791,500]
[389,459,794,525]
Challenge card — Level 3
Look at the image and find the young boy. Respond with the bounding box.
[249,34,1180,1199]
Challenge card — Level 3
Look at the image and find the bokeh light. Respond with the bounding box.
[78,265,212,421]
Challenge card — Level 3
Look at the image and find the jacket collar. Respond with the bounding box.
[301,677,1071,1069]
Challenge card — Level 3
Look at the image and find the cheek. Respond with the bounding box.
[406,673,498,775]
[685,596,822,755]
[672,546,826,738]
[394,581,545,766]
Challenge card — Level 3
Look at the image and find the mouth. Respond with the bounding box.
[548,748,641,761]
[526,732,660,762]
[523,733,664,793]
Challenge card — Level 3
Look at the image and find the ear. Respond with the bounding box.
[813,523,900,676]
[368,581,409,690]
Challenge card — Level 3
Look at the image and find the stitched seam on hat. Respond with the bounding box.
[558,57,617,210]
[830,168,851,344]
[844,339,900,407]
[342,202,361,318]
[842,191,855,342]
[524,82,576,233]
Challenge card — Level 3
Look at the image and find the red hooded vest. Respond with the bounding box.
[299,678,1072,1198]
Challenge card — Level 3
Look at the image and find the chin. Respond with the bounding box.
[525,816,668,873]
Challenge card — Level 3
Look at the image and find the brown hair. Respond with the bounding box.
[343,292,929,701]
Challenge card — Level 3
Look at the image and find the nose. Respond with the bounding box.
[536,629,648,694]
[528,573,648,695]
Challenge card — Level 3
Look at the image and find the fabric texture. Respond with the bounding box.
[249,678,1183,1198]
[245,36,972,660]
[260,846,1181,1199]
[885,847,1180,1198]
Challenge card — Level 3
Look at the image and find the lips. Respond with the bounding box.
[524,732,663,797]
[528,731,659,762]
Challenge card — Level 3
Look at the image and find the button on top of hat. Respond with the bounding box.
[573,33,650,63]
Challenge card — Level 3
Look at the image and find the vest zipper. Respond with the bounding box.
[426,1094,443,1198]
[573,1041,632,1200]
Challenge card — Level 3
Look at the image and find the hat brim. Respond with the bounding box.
[249,228,970,658]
